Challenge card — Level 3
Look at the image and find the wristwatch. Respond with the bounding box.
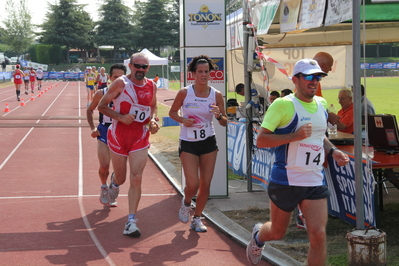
[216,113,223,120]
[329,147,338,157]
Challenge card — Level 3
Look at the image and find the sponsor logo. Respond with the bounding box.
[299,142,322,152]
[300,117,311,121]
[188,4,222,29]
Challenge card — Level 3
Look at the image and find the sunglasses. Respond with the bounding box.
[299,74,323,82]
[133,64,149,70]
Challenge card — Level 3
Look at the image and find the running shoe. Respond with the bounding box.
[190,216,207,232]
[108,173,119,201]
[25,90,28,95]
[17,97,20,101]
[31,90,34,93]
[178,197,191,223]
[295,207,307,230]
[123,219,141,237]
[246,223,265,265]
[99,186,110,205]
[109,198,118,207]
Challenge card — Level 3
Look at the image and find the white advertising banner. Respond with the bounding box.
[227,45,350,93]
[324,0,352,26]
[298,0,326,30]
[184,0,225,47]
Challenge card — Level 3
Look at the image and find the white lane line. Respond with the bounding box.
[76,82,116,266]
[0,193,178,200]
[0,128,34,170]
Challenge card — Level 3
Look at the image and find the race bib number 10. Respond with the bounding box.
[131,103,151,122]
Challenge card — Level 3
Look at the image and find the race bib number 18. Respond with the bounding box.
[187,122,210,141]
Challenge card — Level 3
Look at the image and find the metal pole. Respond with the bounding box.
[353,0,365,229]
[242,0,253,191]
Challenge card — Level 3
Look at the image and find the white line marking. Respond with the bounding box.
[0,193,177,200]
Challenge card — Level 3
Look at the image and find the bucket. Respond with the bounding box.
[346,228,386,266]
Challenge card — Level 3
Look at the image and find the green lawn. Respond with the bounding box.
[225,77,399,119]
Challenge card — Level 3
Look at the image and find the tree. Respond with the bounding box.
[40,0,93,62]
[1,0,34,58]
[133,0,178,54]
[95,0,135,59]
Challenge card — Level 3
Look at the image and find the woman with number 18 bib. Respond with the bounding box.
[169,55,227,232]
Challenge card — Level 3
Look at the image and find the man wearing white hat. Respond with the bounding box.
[246,59,350,265]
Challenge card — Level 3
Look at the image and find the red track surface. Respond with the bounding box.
[0,81,269,266]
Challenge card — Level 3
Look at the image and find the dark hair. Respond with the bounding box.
[281,88,293,96]
[235,83,244,94]
[187,55,215,73]
[270,91,280,97]
[109,63,127,76]
[360,84,365,96]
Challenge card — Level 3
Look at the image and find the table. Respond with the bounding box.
[334,141,399,226]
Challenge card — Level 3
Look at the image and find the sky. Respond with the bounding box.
[0,0,136,27]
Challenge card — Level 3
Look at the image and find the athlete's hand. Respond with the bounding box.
[332,150,350,167]
[182,117,195,127]
[295,123,313,140]
[120,114,136,125]
[90,128,100,138]
[149,120,160,134]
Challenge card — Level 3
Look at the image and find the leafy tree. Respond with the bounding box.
[133,0,178,54]
[40,0,93,62]
[95,0,135,59]
[1,0,34,58]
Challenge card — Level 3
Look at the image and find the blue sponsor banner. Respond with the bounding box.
[43,72,49,79]
[79,72,85,79]
[0,72,12,79]
[64,72,80,79]
[369,63,383,69]
[227,121,274,189]
[397,63,399,69]
[360,63,369,69]
[326,153,375,227]
[383,62,396,69]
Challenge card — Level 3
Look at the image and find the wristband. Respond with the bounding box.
[216,113,223,120]
[329,147,338,157]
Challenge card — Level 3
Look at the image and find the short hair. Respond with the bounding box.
[339,88,353,98]
[187,55,215,73]
[109,63,127,76]
[235,83,244,94]
[270,91,280,97]
[360,84,365,96]
[281,88,293,96]
[129,52,149,64]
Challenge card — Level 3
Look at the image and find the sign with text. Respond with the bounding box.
[184,0,225,47]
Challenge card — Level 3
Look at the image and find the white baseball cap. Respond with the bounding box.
[293,58,327,76]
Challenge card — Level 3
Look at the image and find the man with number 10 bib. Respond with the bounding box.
[98,52,160,237]
[246,59,350,265]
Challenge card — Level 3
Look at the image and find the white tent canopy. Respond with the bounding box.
[123,49,169,86]
[123,48,168,66]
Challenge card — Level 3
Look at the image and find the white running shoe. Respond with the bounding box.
[178,197,191,223]
[99,186,110,205]
[123,219,141,237]
[246,223,265,265]
[190,216,207,232]
[109,198,118,207]
[108,173,119,201]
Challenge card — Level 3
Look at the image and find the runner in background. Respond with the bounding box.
[13,64,23,101]
[23,67,30,95]
[96,67,108,90]
[86,67,96,107]
[92,66,99,91]
[87,63,127,207]
[36,67,44,90]
[29,67,37,94]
